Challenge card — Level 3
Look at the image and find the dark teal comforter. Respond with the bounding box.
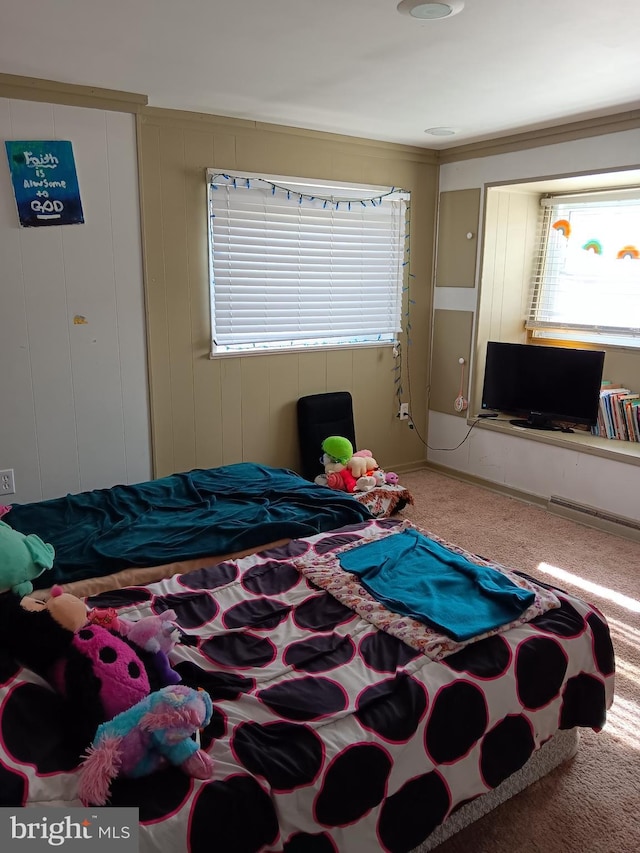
[6,464,373,587]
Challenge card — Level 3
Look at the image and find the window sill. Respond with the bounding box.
[472,416,640,468]
[209,340,398,359]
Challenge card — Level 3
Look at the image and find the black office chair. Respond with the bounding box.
[297,391,357,481]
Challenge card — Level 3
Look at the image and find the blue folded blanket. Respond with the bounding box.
[338,528,535,641]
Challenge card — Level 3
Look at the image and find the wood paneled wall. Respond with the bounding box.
[138,111,439,477]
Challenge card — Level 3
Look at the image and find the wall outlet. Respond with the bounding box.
[398,402,409,420]
[0,469,16,495]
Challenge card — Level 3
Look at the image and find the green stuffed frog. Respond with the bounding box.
[0,519,54,596]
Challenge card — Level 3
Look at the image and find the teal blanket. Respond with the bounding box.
[338,528,535,641]
[7,464,372,587]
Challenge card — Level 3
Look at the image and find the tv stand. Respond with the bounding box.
[509,416,574,434]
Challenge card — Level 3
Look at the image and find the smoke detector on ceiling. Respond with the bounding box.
[397,1,464,19]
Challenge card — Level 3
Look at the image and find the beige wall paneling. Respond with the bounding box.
[430,310,474,416]
[184,129,221,469]
[601,348,640,391]
[325,350,354,396]
[139,123,174,473]
[268,354,301,469]
[240,357,271,463]
[435,188,481,287]
[396,165,436,464]
[473,188,548,413]
[236,130,333,179]
[158,126,197,474]
[212,133,237,172]
[140,111,438,475]
[1,97,149,503]
[220,358,243,464]
[297,351,329,399]
[352,347,386,452]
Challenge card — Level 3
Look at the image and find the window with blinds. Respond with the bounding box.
[206,171,409,355]
[527,189,640,348]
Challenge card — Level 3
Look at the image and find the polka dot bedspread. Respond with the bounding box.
[0,518,615,853]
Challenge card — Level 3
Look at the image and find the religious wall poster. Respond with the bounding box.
[4,140,84,227]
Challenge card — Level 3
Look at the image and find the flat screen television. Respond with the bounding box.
[481,342,605,432]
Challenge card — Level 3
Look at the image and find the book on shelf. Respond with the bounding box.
[594,384,631,440]
[624,398,640,442]
[604,387,630,439]
[616,394,640,442]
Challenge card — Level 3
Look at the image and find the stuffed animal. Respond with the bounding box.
[78,684,214,806]
[317,437,386,493]
[346,450,378,480]
[321,436,354,465]
[317,452,376,493]
[0,519,54,596]
[0,586,181,750]
[325,465,358,493]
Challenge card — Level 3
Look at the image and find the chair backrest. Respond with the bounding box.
[297,391,357,481]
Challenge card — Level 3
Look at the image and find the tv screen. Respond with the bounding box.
[481,342,605,431]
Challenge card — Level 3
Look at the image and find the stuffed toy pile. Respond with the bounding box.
[315,436,398,493]
[0,582,214,805]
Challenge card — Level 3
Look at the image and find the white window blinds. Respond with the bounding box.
[207,171,409,353]
[527,189,640,347]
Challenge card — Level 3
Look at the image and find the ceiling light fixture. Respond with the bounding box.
[424,127,457,136]
[397,1,464,19]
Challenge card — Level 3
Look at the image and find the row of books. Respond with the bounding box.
[592,381,640,441]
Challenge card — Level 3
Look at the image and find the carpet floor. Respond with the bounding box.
[396,467,639,853]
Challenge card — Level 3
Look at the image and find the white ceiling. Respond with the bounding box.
[2,0,640,150]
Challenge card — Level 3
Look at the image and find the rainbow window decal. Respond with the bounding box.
[582,239,603,254]
[616,245,639,259]
[552,218,571,237]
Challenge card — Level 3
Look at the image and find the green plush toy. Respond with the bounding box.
[0,519,55,596]
[322,436,354,465]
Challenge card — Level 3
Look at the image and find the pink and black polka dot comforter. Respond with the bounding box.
[0,519,615,853]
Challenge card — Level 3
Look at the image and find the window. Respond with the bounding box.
[527,189,640,348]
[207,171,409,355]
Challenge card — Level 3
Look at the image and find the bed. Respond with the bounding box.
[0,517,614,852]
[3,463,410,594]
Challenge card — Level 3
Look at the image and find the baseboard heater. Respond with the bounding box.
[548,495,640,533]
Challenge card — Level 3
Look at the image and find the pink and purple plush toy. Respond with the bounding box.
[78,684,214,806]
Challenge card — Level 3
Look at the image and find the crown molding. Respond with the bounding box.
[438,109,640,163]
[0,73,147,113]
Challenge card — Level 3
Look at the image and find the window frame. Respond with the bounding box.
[206,170,410,357]
[526,188,640,349]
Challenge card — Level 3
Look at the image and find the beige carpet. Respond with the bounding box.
[396,467,639,853]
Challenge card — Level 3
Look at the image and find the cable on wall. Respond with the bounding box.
[454,357,469,413]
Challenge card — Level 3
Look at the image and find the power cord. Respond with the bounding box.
[406,412,482,451]
[400,343,481,452]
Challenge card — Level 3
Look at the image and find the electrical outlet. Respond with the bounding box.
[398,402,409,420]
[0,469,15,495]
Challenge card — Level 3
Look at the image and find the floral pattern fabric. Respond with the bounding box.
[294,520,561,660]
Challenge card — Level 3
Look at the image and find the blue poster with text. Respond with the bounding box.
[5,140,84,227]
